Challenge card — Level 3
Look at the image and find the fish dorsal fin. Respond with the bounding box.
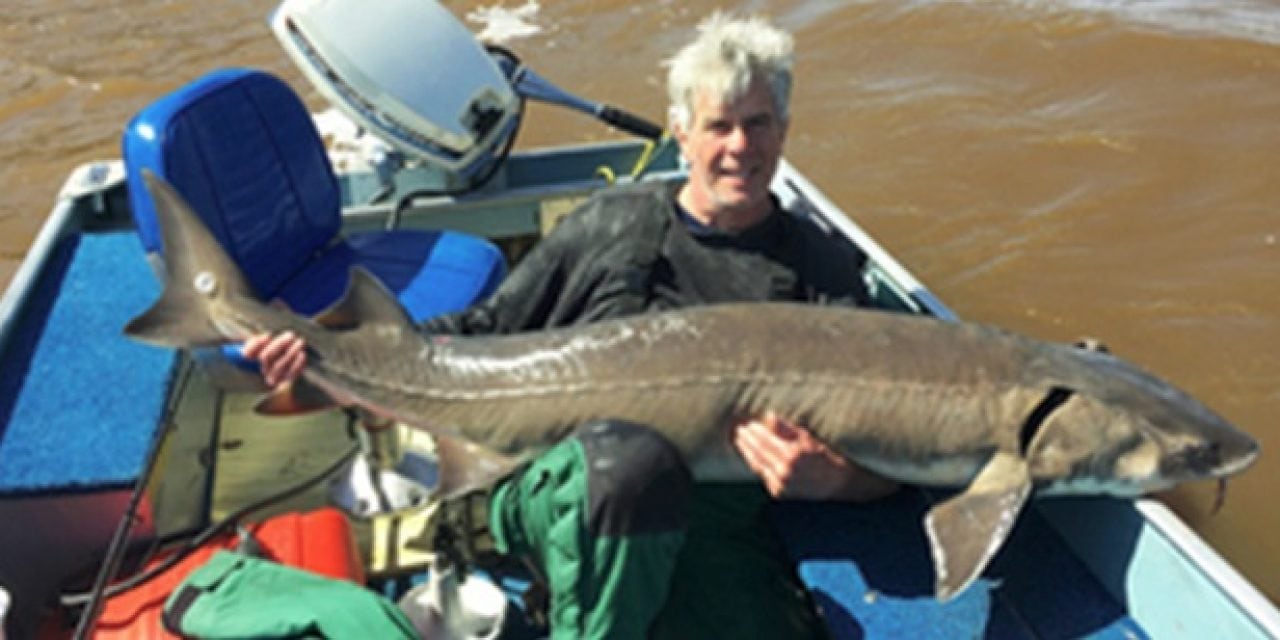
[433,436,526,501]
[254,377,339,416]
[924,450,1032,602]
[313,268,414,331]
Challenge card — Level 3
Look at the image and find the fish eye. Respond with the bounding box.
[193,271,218,296]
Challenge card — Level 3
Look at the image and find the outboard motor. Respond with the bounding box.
[272,0,662,196]
[271,0,523,190]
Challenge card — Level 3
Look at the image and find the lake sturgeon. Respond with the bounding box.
[125,171,1260,601]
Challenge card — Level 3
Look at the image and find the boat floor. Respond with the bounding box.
[0,228,1150,639]
[775,497,1147,639]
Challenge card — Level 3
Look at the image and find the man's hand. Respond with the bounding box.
[733,412,897,502]
[241,332,307,388]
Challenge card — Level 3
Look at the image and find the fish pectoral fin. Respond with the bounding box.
[924,450,1032,602]
[254,377,339,416]
[433,435,525,501]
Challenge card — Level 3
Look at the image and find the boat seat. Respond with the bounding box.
[121,68,505,369]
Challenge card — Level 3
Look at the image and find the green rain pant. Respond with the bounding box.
[488,420,828,640]
[160,550,418,639]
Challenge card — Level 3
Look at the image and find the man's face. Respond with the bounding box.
[675,79,788,226]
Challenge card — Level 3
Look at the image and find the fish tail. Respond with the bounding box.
[124,170,258,347]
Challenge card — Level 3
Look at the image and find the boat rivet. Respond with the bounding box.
[193,271,218,296]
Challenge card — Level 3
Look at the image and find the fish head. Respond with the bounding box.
[1144,399,1260,489]
[1026,350,1260,497]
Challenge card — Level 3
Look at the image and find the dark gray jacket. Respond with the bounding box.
[421,180,870,336]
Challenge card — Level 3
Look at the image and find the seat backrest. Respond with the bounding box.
[122,68,340,298]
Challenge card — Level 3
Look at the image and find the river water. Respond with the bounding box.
[1,0,1277,603]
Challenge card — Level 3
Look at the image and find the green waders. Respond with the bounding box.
[488,420,828,639]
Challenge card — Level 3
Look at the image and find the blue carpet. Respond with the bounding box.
[773,490,1148,639]
[0,231,177,494]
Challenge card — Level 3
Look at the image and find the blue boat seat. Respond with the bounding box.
[121,68,505,367]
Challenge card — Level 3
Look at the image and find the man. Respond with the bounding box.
[246,13,895,638]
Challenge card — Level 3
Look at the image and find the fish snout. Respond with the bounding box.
[1221,435,1262,476]
[1159,434,1260,481]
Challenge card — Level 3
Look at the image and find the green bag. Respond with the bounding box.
[161,551,418,639]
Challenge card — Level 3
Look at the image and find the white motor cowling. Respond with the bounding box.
[271,0,522,186]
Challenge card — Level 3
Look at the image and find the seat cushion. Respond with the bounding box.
[277,229,507,320]
[123,68,341,299]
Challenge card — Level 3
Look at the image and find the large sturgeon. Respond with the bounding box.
[126,171,1259,601]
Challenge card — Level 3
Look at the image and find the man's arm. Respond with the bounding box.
[733,413,898,503]
[732,216,893,502]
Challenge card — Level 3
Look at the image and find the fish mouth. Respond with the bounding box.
[1214,443,1261,477]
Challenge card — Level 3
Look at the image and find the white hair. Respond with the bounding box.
[665,13,795,131]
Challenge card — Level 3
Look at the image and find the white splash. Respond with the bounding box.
[466,1,543,44]
[1008,0,1280,46]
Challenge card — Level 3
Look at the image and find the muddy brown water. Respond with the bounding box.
[2,0,1277,603]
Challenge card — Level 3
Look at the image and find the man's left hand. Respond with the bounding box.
[733,412,897,502]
